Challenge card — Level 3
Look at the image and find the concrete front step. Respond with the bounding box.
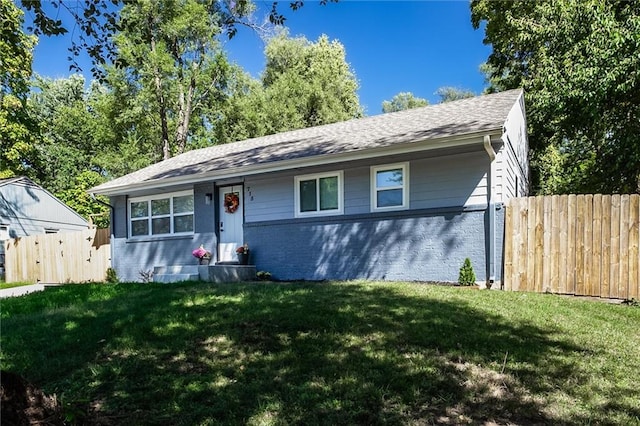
[154,273,200,283]
[198,265,256,283]
[154,265,199,275]
[153,264,256,283]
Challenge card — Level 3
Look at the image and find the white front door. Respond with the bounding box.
[218,185,244,262]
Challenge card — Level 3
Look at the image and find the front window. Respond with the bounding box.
[129,191,194,237]
[371,163,409,211]
[295,171,343,217]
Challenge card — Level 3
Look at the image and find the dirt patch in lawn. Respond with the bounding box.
[1,370,64,425]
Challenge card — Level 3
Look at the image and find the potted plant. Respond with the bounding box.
[192,245,212,265]
[236,243,250,265]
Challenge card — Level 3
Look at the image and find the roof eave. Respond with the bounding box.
[91,129,504,197]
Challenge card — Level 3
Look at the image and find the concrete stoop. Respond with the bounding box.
[153,264,256,283]
[198,264,256,283]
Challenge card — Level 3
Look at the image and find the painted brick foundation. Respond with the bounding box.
[110,206,504,284]
[245,206,504,283]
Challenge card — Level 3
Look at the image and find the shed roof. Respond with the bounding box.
[0,176,89,226]
[91,89,523,195]
[0,176,36,187]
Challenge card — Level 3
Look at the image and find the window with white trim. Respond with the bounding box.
[295,171,343,217]
[371,163,409,211]
[0,225,8,267]
[129,191,194,237]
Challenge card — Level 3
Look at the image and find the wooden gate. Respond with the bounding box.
[503,194,639,299]
[4,228,111,283]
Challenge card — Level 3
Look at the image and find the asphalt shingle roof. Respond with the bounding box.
[0,176,35,188]
[91,89,523,194]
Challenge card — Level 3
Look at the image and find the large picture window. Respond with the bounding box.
[295,171,343,217]
[129,191,194,237]
[371,163,409,211]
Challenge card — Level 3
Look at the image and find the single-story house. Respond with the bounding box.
[90,89,529,285]
[0,176,89,279]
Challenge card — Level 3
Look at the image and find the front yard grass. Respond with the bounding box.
[0,281,35,290]
[1,281,639,425]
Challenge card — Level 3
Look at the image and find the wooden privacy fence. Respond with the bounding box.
[4,228,111,283]
[504,194,639,299]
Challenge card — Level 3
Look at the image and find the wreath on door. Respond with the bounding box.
[224,193,240,214]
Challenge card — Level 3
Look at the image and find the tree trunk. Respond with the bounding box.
[175,83,193,155]
[175,65,197,155]
[149,17,171,160]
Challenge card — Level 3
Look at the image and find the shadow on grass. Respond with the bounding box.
[1,282,632,425]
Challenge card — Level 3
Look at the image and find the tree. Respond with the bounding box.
[28,75,112,224]
[90,67,163,176]
[215,32,363,142]
[472,0,640,194]
[435,86,475,103]
[57,171,111,228]
[0,0,40,179]
[382,87,476,113]
[109,0,248,159]
[261,33,363,130]
[30,75,96,192]
[19,0,311,80]
[382,92,428,113]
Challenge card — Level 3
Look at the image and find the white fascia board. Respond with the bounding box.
[92,129,503,196]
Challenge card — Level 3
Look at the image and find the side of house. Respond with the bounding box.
[93,89,529,284]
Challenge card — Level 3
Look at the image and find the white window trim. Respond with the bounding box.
[128,190,194,238]
[370,162,410,212]
[294,171,344,218]
[0,225,8,243]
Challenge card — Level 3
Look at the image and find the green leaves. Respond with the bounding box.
[1,0,40,179]
[214,32,363,143]
[472,0,640,193]
[382,92,428,113]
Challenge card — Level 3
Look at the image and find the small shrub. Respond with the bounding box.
[458,258,476,286]
[105,267,119,283]
[256,271,272,281]
[139,270,154,283]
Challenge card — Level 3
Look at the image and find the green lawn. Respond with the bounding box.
[0,281,35,290]
[2,281,639,425]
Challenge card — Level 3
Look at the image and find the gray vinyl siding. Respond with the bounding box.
[411,151,489,209]
[244,150,490,223]
[244,174,294,223]
[344,168,369,214]
[499,144,518,200]
[501,92,530,198]
[0,179,88,238]
[494,146,505,202]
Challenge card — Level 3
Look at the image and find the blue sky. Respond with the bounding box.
[30,1,490,115]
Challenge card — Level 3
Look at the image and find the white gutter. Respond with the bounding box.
[483,134,497,287]
[92,129,504,196]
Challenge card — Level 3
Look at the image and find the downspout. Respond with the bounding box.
[483,135,496,287]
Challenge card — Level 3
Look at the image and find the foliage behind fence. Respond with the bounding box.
[504,194,639,299]
[4,228,111,283]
